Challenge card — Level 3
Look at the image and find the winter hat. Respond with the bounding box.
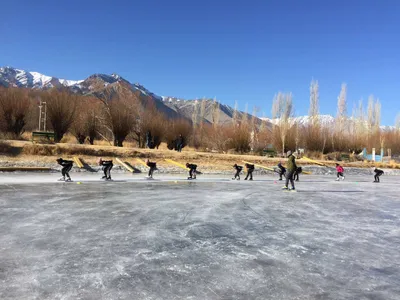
[287,150,292,156]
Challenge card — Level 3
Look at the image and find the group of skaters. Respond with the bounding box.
[56,152,386,186]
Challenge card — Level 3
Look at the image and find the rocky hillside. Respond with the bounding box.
[0,66,266,126]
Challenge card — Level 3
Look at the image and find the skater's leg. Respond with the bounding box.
[245,172,249,180]
[61,166,66,178]
[249,170,253,180]
[65,164,72,180]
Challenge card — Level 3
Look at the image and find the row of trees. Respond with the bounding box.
[0,82,399,155]
[0,86,192,148]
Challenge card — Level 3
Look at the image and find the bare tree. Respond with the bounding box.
[309,79,319,126]
[97,86,138,147]
[42,89,78,142]
[211,98,220,127]
[0,88,31,138]
[272,92,293,155]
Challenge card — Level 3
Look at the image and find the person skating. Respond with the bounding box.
[56,158,73,181]
[146,159,157,178]
[244,163,255,180]
[99,158,113,180]
[186,163,197,179]
[277,161,286,180]
[282,151,296,191]
[233,164,243,180]
[294,166,302,182]
[336,163,345,181]
[373,167,384,183]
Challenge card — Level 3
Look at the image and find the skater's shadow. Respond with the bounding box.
[81,159,97,172]
[125,162,141,173]
[298,190,364,193]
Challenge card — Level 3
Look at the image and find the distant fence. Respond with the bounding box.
[362,148,391,162]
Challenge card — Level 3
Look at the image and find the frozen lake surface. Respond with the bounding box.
[1,173,399,299]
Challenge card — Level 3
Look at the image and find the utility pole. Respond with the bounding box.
[38,99,47,131]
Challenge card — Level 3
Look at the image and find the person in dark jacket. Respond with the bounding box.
[186,163,197,179]
[277,162,286,180]
[294,166,302,182]
[373,168,384,183]
[176,134,184,152]
[244,163,255,180]
[283,151,296,190]
[146,159,157,178]
[56,158,73,181]
[99,158,113,180]
[146,131,152,149]
[232,164,243,180]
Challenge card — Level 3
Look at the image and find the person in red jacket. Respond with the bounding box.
[336,163,345,181]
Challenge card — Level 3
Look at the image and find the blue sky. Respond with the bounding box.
[1,0,399,124]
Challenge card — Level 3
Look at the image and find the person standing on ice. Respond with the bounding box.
[99,158,113,180]
[232,164,243,180]
[244,163,254,180]
[373,167,384,183]
[282,151,296,190]
[186,163,197,179]
[146,159,157,178]
[277,161,286,180]
[335,163,345,181]
[56,158,73,182]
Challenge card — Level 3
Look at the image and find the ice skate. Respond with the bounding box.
[58,177,65,181]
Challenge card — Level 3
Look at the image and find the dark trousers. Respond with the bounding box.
[62,164,73,179]
[103,163,113,179]
[374,172,383,182]
[245,170,253,180]
[234,170,240,179]
[337,172,343,178]
[285,170,295,189]
[148,166,156,178]
[294,172,299,181]
[189,168,196,179]
[279,171,285,180]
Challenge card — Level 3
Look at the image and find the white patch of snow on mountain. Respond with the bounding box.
[59,79,84,86]
[30,72,52,86]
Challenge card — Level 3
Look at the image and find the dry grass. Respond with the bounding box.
[1,139,399,170]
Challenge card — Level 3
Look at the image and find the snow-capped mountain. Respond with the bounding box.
[0,67,83,89]
[262,115,336,126]
[0,66,263,125]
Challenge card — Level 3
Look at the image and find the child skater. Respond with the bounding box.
[336,163,345,181]
[99,158,113,180]
[145,159,157,179]
[186,163,197,180]
[232,164,243,180]
[56,158,73,182]
[373,167,384,183]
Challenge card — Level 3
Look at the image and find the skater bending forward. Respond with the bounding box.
[146,159,157,178]
[186,163,197,179]
[336,164,345,181]
[57,158,73,181]
[283,151,296,190]
[233,164,243,180]
[374,168,384,182]
[244,163,254,180]
[277,162,286,180]
[99,158,113,180]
